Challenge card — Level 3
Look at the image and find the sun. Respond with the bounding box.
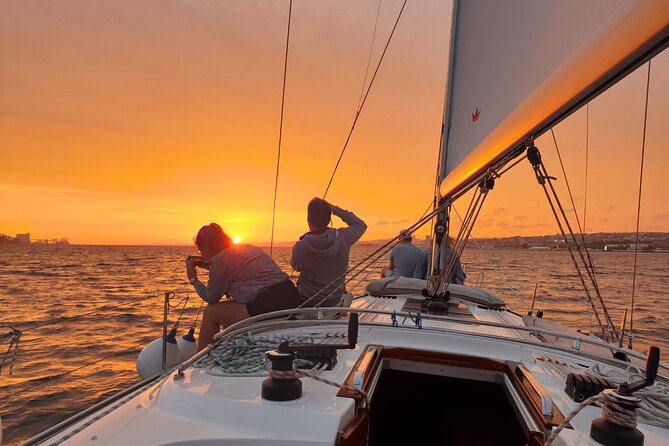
[233,236,241,244]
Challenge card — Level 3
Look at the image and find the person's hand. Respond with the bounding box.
[185,257,197,282]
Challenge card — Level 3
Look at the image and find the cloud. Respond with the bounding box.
[598,205,616,211]
[514,215,529,221]
[492,207,506,216]
[375,218,409,226]
[476,219,495,228]
[653,213,669,221]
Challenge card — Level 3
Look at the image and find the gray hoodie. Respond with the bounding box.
[290,206,367,307]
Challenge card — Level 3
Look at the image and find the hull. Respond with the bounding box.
[22,289,669,446]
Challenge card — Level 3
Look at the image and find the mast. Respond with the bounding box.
[429,0,460,279]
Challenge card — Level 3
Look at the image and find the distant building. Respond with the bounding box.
[604,243,650,251]
[16,233,31,244]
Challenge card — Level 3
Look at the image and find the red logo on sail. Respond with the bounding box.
[472,107,481,122]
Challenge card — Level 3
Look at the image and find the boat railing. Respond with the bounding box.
[175,305,669,379]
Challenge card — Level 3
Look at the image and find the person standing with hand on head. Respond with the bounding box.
[186,223,301,351]
[291,198,367,308]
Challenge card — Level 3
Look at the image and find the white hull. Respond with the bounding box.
[23,289,669,446]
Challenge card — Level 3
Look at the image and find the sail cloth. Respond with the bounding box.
[439,0,669,199]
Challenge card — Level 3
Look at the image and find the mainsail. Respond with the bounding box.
[438,0,669,198]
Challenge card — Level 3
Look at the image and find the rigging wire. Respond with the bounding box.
[550,128,600,283]
[436,182,490,291]
[584,103,590,233]
[322,0,408,199]
[629,60,652,349]
[451,203,482,250]
[0,326,21,376]
[529,151,619,344]
[550,128,591,255]
[191,300,205,329]
[356,0,383,109]
[584,104,594,333]
[171,293,191,331]
[270,0,293,257]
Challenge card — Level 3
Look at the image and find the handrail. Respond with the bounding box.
[175,304,669,378]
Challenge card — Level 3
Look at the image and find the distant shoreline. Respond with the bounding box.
[0,232,669,252]
[1,231,668,251]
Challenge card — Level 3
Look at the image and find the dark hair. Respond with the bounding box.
[307,197,331,229]
[195,223,232,250]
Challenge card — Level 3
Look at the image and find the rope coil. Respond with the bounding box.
[193,334,314,376]
[545,390,639,445]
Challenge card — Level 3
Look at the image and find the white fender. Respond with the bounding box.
[136,328,181,379]
[176,327,198,363]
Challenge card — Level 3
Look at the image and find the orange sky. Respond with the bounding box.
[1,1,667,245]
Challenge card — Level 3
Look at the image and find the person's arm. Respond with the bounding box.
[454,257,466,284]
[331,204,367,245]
[290,243,302,271]
[413,252,427,279]
[187,258,229,303]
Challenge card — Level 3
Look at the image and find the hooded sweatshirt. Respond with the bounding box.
[290,206,366,307]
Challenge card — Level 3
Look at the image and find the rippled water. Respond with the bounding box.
[0,244,667,445]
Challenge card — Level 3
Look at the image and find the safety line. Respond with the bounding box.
[629,60,652,349]
[323,0,408,198]
[270,0,293,257]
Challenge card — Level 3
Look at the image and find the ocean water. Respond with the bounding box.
[0,244,667,445]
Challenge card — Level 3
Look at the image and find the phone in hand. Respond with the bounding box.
[187,255,209,268]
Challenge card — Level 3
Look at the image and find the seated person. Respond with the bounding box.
[291,198,367,307]
[187,223,301,350]
[381,230,423,278]
[413,238,466,284]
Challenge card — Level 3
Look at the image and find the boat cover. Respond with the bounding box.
[365,277,505,308]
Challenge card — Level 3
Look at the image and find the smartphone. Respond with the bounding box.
[187,255,209,268]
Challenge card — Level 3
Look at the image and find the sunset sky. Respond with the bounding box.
[1,1,668,245]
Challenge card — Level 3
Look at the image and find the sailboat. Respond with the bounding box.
[17,1,669,445]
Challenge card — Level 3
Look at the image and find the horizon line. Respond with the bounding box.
[5,230,668,247]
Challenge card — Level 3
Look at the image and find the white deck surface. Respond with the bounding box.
[33,292,669,446]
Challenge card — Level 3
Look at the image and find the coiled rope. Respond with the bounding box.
[193,334,314,376]
[536,355,669,429]
[544,390,638,445]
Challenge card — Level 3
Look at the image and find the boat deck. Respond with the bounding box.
[29,293,669,446]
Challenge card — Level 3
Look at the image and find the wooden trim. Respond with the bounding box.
[337,345,383,402]
[337,410,369,446]
[506,362,569,430]
[382,347,507,372]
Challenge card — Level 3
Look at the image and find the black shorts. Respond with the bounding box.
[246,280,302,317]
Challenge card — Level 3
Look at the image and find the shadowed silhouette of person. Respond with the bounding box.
[291,198,367,307]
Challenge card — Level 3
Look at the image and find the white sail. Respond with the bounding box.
[439,0,669,199]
